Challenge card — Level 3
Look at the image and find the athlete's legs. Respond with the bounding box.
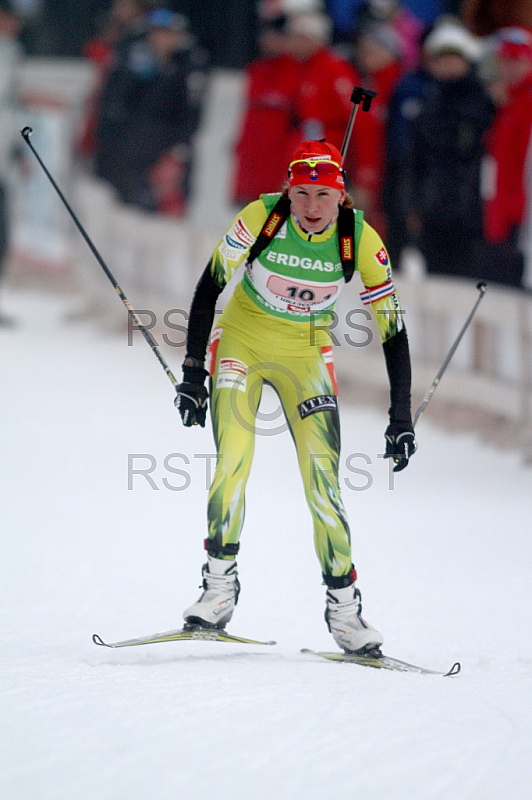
[267,346,353,581]
[206,329,264,557]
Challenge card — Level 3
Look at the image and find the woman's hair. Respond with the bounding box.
[281,184,354,208]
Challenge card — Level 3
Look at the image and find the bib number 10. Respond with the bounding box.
[266,274,338,304]
[286,286,315,302]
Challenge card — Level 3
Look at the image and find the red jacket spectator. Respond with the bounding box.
[232,52,299,204]
[78,37,116,157]
[484,30,532,244]
[285,12,360,156]
[291,46,360,152]
[347,24,404,236]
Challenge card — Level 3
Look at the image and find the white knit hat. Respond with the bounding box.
[424,23,481,62]
[258,0,323,18]
[286,11,332,44]
[282,0,324,12]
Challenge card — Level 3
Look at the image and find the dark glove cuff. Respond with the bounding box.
[389,404,412,424]
[182,365,208,384]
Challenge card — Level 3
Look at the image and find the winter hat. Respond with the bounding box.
[146,8,188,32]
[424,23,481,62]
[288,140,345,190]
[358,22,402,60]
[285,11,333,44]
[497,27,532,61]
[258,0,323,17]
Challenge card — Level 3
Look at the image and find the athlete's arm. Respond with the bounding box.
[382,328,412,423]
[185,262,224,362]
[356,222,413,425]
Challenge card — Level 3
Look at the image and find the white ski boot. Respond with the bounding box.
[183,556,240,629]
[325,584,383,653]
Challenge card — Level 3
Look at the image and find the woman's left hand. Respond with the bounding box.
[384,422,417,472]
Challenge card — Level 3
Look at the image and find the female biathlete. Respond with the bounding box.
[175,140,416,653]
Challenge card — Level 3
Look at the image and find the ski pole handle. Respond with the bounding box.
[341,86,378,159]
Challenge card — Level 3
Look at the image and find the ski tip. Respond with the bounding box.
[92,634,110,647]
[445,662,461,677]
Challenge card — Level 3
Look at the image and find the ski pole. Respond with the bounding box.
[20,126,178,388]
[341,86,378,160]
[413,281,487,427]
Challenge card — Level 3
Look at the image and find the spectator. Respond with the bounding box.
[354,0,424,70]
[94,7,208,216]
[284,10,360,154]
[92,0,151,190]
[231,11,299,205]
[482,27,532,289]
[383,38,430,268]
[0,1,24,327]
[83,13,122,68]
[83,0,154,65]
[77,3,139,160]
[408,21,494,279]
[347,22,403,237]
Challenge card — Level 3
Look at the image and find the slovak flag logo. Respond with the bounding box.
[375,247,389,266]
[309,168,319,181]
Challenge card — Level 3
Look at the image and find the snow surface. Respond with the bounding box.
[2,287,532,800]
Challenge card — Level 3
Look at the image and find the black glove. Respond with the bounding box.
[384,421,417,472]
[174,364,209,427]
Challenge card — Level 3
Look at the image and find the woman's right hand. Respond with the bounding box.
[174,365,209,427]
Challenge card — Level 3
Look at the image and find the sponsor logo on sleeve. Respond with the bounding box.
[225,234,247,251]
[224,217,255,256]
[220,240,243,261]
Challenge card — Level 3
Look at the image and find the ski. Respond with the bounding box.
[301,649,460,676]
[93,626,276,649]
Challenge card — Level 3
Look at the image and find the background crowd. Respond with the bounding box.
[1,0,532,321]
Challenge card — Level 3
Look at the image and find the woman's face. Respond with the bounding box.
[428,52,470,81]
[288,184,345,232]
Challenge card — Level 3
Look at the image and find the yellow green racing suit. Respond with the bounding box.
[188,193,406,583]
